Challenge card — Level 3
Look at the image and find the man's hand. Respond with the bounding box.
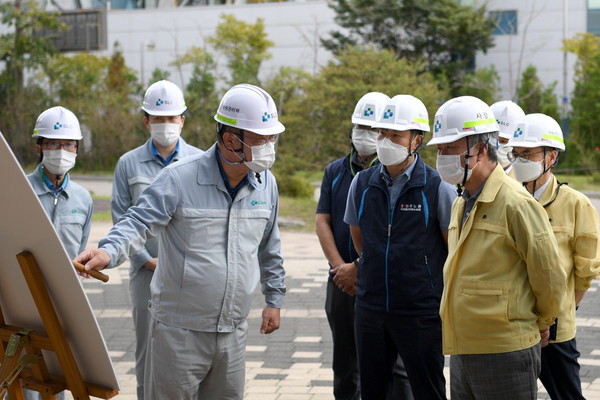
[74,249,111,278]
[331,262,358,296]
[260,307,280,334]
[540,327,550,348]
[144,258,158,271]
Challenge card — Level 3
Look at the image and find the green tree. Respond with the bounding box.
[0,1,64,163]
[516,65,560,122]
[149,67,170,84]
[455,66,499,105]
[44,45,143,170]
[564,33,600,176]
[277,46,449,174]
[208,14,274,86]
[321,0,495,90]
[171,47,220,149]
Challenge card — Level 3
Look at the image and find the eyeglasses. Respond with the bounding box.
[42,141,78,151]
[507,150,545,163]
[244,134,279,146]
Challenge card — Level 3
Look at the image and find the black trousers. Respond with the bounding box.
[539,338,585,400]
[355,305,446,400]
[325,279,360,400]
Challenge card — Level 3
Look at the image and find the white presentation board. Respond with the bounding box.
[0,132,119,392]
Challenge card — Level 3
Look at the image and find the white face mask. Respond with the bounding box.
[42,149,77,176]
[352,127,378,156]
[150,123,181,147]
[497,145,512,168]
[376,138,410,166]
[512,159,544,183]
[244,141,276,173]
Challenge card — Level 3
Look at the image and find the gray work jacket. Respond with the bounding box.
[28,166,93,259]
[111,137,203,272]
[100,144,286,332]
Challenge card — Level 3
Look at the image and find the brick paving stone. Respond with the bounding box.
[58,193,600,400]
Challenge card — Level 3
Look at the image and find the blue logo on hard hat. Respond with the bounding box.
[262,112,271,122]
[434,120,441,133]
[383,109,394,119]
[156,99,164,106]
[363,107,374,117]
[513,127,523,138]
[54,122,63,130]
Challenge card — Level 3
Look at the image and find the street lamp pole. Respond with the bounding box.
[139,40,156,86]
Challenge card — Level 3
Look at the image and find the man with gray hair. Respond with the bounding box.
[427,96,567,399]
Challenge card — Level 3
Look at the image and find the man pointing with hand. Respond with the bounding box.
[76,83,286,400]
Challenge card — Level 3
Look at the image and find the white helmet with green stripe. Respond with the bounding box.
[507,113,565,151]
[214,83,285,136]
[427,96,498,146]
[372,94,430,132]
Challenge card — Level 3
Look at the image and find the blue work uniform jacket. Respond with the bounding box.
[350,157,447,315]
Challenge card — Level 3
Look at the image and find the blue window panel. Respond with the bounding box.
[490,10,518,35]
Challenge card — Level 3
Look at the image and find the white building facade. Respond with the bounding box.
[23,0,600,109]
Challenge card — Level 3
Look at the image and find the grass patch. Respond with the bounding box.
[91,195,318,231]
[92,210,113,222]
[278,195,317,232]
[554,174,600,192]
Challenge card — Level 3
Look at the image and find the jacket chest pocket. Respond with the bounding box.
[128,176,154,204]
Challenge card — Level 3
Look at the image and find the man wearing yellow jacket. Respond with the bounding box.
[427,96,567,399]
[508,113,600,400]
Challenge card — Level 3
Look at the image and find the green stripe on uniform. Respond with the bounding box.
[464,118,496,128]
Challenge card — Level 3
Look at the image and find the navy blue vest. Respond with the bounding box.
[317,154,378,279]
[353,157,447,315]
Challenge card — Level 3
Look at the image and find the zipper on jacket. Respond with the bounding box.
[385,190,392,313]
[425,254,433,288]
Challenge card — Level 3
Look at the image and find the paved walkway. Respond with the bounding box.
[69,176,600,399]
[71,221,600,400]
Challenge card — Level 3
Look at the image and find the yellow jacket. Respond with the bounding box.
[540,175,600,342]
[440,165,567,355]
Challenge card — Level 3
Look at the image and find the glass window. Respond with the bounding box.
[490,10,518,35]
[588,0,600,35]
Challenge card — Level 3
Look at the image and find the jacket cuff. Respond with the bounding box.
[265,292,285,309]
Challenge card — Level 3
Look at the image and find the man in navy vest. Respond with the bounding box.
[316,92,388,400]
[340,94,455,399]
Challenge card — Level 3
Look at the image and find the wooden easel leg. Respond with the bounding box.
[16,251,90,400]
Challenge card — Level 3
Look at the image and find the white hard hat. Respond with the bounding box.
[427,96,498,146]
[351,92,390,126]
[490,100,525,140]
[507,113,565,151]
[214,83,285,136]
[32,106,82,140]
[142,80,187,116]
[372,94,430,132]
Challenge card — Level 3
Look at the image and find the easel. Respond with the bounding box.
[0,251,118,399]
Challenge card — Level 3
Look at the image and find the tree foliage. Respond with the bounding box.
[208,14,273,86]
[321,0,495,90]
[455,65,499,105]
[276,46,449,174]
[564,33,600,175]
[172,47,220,149]
[44,46,143,169]
[0,0,64,163]
[516,65,560,122]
